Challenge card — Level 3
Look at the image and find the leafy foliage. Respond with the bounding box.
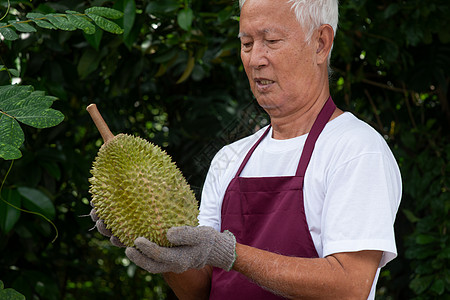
[0,7,124,39]
[0,85,64,159]
[0,280,25,300]
[0,0,448,299]
[332,2,450,298]
[400,127,449,298]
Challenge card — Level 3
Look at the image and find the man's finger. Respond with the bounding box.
[96,219,112,237]
[125,247,171,274]
[110,236,126,248]
[89,209,99,222]
[134,237,171,261]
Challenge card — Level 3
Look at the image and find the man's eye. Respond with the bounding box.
[266,39,280,44]
[242,42,253,49]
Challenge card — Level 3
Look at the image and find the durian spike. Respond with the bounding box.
[86,104,115,144]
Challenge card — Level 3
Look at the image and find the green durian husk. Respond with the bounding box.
[89,133,199,247]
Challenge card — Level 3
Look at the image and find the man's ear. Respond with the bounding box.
[315,24,334,65]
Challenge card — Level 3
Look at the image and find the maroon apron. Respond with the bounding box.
[210,96,336,299]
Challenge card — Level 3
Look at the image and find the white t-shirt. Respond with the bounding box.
[198,112,402,299]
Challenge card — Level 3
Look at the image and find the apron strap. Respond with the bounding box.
[296,96,336,177]
[235,125,271,177]
[234,96,336,178]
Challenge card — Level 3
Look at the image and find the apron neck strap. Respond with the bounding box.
[296,96,336,177]
[234,96,336,178]
[235,125,271,177]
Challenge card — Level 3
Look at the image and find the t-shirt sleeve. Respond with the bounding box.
[321,150,402,267]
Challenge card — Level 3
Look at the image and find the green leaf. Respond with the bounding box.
[405,244,438,260]
[9,21,37,33]
[403,209,420,223]
[85,7,124,19]
[83,29,103,50]
[146,0,179,14]
[416,234,437,245]
[65,11,96,34]
[113,0,136,47]
[9,69,20,77]
[12,107,64,129]
[0,143,22,160]
[2,94,55,112]
[0,188,22,233]
[0,115,24,160]
[177,8,194,31]
[26,13,56,30]
[0,106,26,144]
[0,280,25,300]
[32,19,56,29]
[0,86,63,125]
[0,85,33,110]
[384,3,400,19]
[18,187,55,220]
[176,53,195,84]
[25,12,45,19]
[46,14,77,31]
[430,279,445,295]
[5,290,27,300]
[86,14,124,34]
[77,48,102,79]
[0,85,64,160]
[217,7,233,23]
[1,90,56,111]
[152,47,178,64]
[410,275,434,295]
[40,161,61,181]
[122,0,136,38]
[0,24,19,41]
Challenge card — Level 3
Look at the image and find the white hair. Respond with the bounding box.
[239,0,339,66]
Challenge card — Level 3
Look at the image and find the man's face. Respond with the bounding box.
[239,0,321,118]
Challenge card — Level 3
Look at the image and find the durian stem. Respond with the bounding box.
[86,104,115,143]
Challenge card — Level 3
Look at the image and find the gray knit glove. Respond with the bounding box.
[89,208,125,248]
[125,226,236,274]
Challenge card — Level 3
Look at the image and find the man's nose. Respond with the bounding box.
[248,43,269,69]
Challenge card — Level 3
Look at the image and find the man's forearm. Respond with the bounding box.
[163,266,213,300]
[233,243,381,300]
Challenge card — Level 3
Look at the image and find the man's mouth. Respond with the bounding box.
[255,79,275,87]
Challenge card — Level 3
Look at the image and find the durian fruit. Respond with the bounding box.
[86,104,199,247]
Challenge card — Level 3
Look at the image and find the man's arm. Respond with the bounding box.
[126,227,381,299]
[163,244,381,300]
[233,243,382,300]
[163,266,213,300]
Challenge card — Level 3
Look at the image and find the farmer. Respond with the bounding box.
[94,0,402,298]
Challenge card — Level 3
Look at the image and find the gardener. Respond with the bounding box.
[94,0,402,298]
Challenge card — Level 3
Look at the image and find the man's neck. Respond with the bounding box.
[269,95,344,140]
[269,90,331,139]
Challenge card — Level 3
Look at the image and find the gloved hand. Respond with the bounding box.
[125,226,236,274]
[89,208,125,248]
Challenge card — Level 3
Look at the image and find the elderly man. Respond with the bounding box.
[94,0,402,299]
